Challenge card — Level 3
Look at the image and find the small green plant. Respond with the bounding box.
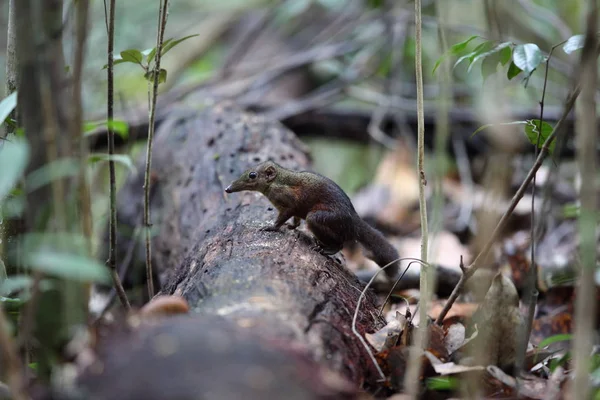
[103,35,198,84]
[435,33,586,153]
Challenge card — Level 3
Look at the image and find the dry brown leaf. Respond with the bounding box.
[366,312,408,352]
[467,273,524,369]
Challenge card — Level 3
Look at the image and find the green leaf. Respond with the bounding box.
[481,54,499,81]
[88,153,135,172]
[158,69,167,84]
[471,121,527,138]
[507,61,522,80]
[107,119,129,138]
[25,158,79,193]
[499,45,512,65]
[0,92,17,125]
[453,40,494,70]
[102,56,131,69]
[120,49,144,66]
[468,42,512,73]
[524,119,555,154]
[538,333,572,349]
[161,35,199,58]
[448,35,480,55]
[0,137,29,202]
[147,47,158,65]
[513,43,543,76]
[432,35,479,74]
[563,34,585,54]
[24,250,110,283]
[144,69,168,84]
[562,203,579,218]
[147,36,197,66]
[83,119,129,140]
[549,351,570,373]
[426,377,458,391]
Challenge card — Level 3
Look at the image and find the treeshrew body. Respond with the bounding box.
[225,161,399,278]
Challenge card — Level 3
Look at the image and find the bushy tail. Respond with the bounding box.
[356,219,399,278]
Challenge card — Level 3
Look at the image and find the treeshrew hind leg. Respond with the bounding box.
[305,210,347,255]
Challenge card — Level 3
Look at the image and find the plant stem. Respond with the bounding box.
[404,0,429,395]
[107,0,130,310]
[144,0,170,299]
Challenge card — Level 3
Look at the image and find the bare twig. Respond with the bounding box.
[106,0,130,310]
[572,4,598,399]
[517,39,560,377]
[404,0,429,395]
[434,84,581,325]
[144,0,170,299]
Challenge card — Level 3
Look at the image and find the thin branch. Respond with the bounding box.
[144,0,170,299]
[404,0,429,394]
[106,0,130,310]
[435,83,581,325]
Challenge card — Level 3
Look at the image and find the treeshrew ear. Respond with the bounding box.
[264,165,277,181]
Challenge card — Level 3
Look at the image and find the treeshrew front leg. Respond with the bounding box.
[261,209,296,232]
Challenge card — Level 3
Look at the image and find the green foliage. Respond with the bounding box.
[506,61,523,80]
[562,203,580,218]
[144,69,168,84]
[563,34,585,54]
[0,92,17,127]
[0,137,29,202]
[513,43,544,82]
[84,119,130,140]
[119,49,144,66]
[432,35,479,74]
[426,376,458,391]
[454,41,495,70]
[433,36,525,84]
[524,119,555,154]
[105,34,198,85]
[549,351,571,373]
[88,153,135,172]
[471,119,555,154]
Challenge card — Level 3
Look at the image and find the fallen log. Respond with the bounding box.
[86,102,388,397]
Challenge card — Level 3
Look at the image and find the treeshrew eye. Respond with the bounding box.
[249,171,257,179]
